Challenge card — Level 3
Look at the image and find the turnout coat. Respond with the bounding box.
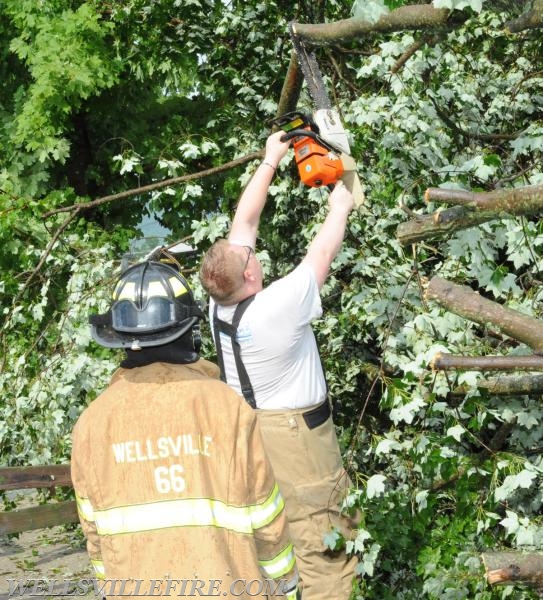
[71,359,298,599]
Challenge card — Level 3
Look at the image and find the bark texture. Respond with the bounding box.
[426,277,543,355]
[397,185,543,246]
[482,551,543,596]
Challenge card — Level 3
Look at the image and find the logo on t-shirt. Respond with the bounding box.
[236,324,253,345]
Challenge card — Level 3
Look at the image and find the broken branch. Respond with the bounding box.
[431,352,543,372]
[426,277,543,354]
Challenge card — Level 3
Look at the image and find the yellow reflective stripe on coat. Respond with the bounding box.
[91,491,283,536]
[75,493,95,522]
[250,483,285,530]
[90,559,105,580]
[258,542,296,579]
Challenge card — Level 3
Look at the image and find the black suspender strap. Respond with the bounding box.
[212,295,257,409]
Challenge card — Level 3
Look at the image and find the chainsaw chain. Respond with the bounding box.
[289,22,332,110]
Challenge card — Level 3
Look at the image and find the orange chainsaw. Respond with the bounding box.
[271,110,347,189]
[272,23,364,206]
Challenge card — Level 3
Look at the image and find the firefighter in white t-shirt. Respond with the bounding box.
[199,131,360,600]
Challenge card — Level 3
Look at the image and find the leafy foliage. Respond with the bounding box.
[1,1,543,598]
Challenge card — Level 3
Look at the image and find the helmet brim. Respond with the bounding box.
[90,316,199,349]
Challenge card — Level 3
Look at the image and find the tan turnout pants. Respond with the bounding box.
[256,402,358,600]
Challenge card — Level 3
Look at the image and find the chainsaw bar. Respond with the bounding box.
[289,22,332,110]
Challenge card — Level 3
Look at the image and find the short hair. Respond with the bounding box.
[199,239,246,305]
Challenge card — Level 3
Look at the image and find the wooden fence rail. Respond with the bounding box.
[0,465,78,535]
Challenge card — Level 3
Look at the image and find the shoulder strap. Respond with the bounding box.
[212,295,257,408]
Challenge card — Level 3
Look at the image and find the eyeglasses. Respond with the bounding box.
[242,245,254,271]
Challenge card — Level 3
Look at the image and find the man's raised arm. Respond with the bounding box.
[302,180,356,289]
[229,131,291,247]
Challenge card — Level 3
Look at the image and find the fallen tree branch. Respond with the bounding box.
[425,184,543,212]
[505,0,543,33]
[15,151,265,322]
[431,352,543,372]
[397,205,496,245]
[396,184,543,246]
[426,277,543,354]
[390,34,440,74]
[431,420,514,491]
[482,551,543,596]
[449,373,543,396]
[428,95,520,142]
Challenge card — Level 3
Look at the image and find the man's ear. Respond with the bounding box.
[244,268,257,283]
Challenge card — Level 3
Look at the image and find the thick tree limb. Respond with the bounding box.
[450,373,543,396]
[425,184,543,212]
[397,184,543,246]
[397,205,496,245]
[482,551,543,596]
[431,352,543,371]
[426,277,543,354]
[275,50,304,120]
[292,5,453,45]
[505,0,543,32]
[291,2,540,48]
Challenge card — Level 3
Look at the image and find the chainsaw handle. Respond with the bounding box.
[279,129,321,143]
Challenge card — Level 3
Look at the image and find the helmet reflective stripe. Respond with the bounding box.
[258,542,296,579]
[147,280,169,298]
[249,483,285,530]
[115,280,136,301]
[91,261,202,348]
[76,493,95,522]
[169,276,188,297]
[90,559,105,580]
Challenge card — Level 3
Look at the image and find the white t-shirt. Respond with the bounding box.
[210,263,327,410]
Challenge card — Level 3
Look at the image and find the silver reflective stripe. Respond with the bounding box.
[259,542,296,579]
[90,559,105,580]
[250,483,285,530]
[94,497,253,535]
[76,486,284,537]
[76,494,95,522]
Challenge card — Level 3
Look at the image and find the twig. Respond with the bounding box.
[43,150,265,218]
